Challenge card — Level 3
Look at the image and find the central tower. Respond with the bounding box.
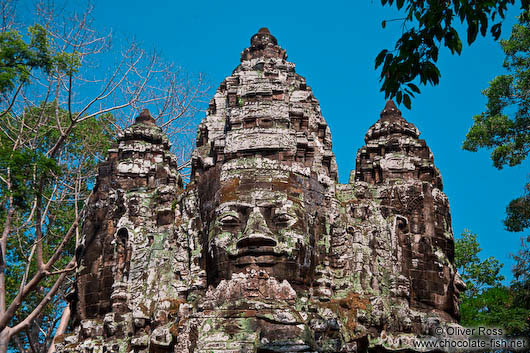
[192,27,337,182]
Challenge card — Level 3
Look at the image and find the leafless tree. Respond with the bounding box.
[0,1,208,352]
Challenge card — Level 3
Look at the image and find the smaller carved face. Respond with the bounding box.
[207,179,314,285]
[452,271,466,317]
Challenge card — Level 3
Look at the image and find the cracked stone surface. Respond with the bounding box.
[56,28,464,353]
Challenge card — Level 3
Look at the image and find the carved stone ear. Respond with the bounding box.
[117,228,128,241]
[396,215,409,234]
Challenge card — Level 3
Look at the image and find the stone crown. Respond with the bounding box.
[241,27,287,61]
[134,108,156,125]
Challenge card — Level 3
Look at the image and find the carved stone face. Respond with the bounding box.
[452,271,466,317]
[417,241,465,318]
[207,178,315,286]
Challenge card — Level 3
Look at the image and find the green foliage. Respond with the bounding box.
[513,237,530,287]
[0,103,114,351]
[510,238,530,339]
[463,12,530,169]
[455,230,530,334]
[0,24,81,96]
[505,183,530,232]
[0,103,113,207]
[459,286,529,333]
[455,230,504,298]
[378,0,529,108]
[0,25,51,94]
[463,16,530,168]
[0,144,60,208]
[53,52,81,75]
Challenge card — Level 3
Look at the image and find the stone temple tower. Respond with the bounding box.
[354,100,464,317]
[57,29,464,353]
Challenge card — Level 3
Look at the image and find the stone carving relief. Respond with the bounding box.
[56,29,464,353]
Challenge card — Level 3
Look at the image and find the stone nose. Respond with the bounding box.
[237,207,276,249]
[243,207,273,236]
[236,207,278,249]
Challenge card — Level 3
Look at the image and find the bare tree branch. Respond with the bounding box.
[0,1,208,350]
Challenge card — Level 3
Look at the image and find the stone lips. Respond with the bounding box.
[58,29,464,353]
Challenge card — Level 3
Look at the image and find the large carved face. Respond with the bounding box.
[206,176,317,286]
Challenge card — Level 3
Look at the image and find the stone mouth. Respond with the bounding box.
[233,252,287,267]
[234,247,284,257]
[236,235,277,249]
[230,236,289,266]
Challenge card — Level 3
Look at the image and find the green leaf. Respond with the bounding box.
[467,21,479,44]
[407,83,420,94]
[375,50,387,69]
[403,93,411,109]
[491,23,502,40]
[0,27,53,94]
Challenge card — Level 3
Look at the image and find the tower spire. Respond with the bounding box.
[380,99,401,118]
[240,27,287,61]
[354,100,442,189]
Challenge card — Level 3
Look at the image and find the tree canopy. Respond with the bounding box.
[378,0,530,108]
[462,11,530,236]
[0,24,52,94]
[455,231,529,334]
[0,1,207,351]
[455,230,504,298]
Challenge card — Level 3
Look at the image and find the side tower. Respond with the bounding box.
[355,100,464,318]
[68,110,187,348]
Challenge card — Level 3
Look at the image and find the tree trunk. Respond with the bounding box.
[47,306,70,353]
[0,327,11,353]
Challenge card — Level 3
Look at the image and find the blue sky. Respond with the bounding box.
[25,0,528,282]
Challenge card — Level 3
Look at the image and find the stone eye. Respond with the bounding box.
[219,214,240,227]
[274,212,294,227]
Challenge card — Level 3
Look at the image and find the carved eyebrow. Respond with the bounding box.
[255,201,275,208]
[217,210,240,217]
[217,202,253,210]
[272,208,297,218]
